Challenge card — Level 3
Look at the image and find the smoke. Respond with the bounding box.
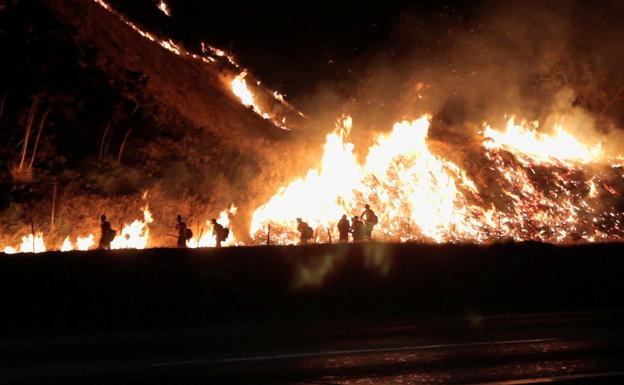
[293,0,624,149]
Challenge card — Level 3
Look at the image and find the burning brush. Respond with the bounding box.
[250,115,624,245]
[2,112,624,254]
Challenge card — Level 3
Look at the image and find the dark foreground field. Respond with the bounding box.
[1,242,623,384]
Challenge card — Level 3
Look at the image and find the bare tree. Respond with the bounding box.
[18,95,41,173]
[99,120,112,160]
[117,127,133,163]
[29,109,51,170]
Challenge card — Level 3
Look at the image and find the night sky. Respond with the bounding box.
[107,0,477,98]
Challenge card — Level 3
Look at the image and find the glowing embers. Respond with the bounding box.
[481,120,617,242]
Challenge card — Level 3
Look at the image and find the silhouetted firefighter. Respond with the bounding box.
[361,204,378,240]
[337,214,350,242]
[211,218,229,247]
[350,216,364,242]
[176,215,191,247]
[98,215,115,250]
[296,218,314,245]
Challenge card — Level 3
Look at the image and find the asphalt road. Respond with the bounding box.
[3,310,623,384]
[2,243,623,384]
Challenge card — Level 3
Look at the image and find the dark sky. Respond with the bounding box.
[107,0,476,98]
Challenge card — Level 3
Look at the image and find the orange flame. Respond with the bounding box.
[2,112,622,253]
[230,72,290,129]
[12,233,47,253]
[482,118,603,165]
[231,72,259,112]
[188,205,239,248]
[60,234,96,252]
[251,115,620,244]
[156,1,171,16]
[3,246,17,254]
[110,206,153,249]
[60,237,73,252]
[77,234,96,251]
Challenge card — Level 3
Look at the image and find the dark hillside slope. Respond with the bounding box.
[0,0,319,247]
[46,0,288,145]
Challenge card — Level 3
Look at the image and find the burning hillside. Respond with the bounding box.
[2,0,624,253]
[0,0,314,251]
[251,114,624,244]
[91,0,304,130]
[4,109,624,253]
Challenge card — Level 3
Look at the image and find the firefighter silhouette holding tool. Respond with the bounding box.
[337,214,350,242]
[211,218,229,247]
[98,214,116,250]
[176,215,192,247]
[296,218,314,245]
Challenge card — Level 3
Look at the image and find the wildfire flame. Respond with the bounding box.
[77,234,96,250]
[482,118,603,165]
[156,1,171,17]
[230,72,291,129]
[188,205,239,248]
[2,112,622,254]
[4,1,624,251]
[1,203,243,254]
[3,246,17,254]
[61,237,72,252]
[250,115,622,244]
[5,233,48,254]
[231,72,259,113]
[110,206,154,249]
[60,234,96,252]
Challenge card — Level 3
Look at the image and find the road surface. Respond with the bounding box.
[2,243,623,384]
[3,310,623,384]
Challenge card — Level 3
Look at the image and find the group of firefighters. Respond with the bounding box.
[296,204,378,244]
[97,214,229,250]
[97,204,378,249]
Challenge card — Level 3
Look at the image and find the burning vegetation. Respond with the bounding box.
[2,0,624,253]
[250,114,624,244]
[3,111,624,253]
